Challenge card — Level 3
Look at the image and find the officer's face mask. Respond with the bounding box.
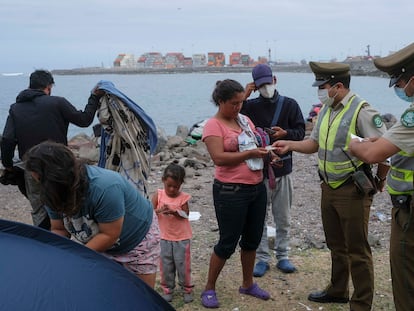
[258,83,276,99]
[394,77,414,103]
[318,84,338,107]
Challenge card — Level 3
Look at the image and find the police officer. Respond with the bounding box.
[274,62,389,311]
[349,42,414,311]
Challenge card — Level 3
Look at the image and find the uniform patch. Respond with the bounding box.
[401,109,414,128]
[372,114,383,128]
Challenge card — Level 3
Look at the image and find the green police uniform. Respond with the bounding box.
[309,62,387,311]
[374,42,414,311]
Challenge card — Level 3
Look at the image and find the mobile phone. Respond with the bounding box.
[264,127,276,135]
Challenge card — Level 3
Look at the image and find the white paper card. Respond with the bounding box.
[350,133,364,142]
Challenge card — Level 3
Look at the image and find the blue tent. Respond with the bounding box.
[0,220,175,311]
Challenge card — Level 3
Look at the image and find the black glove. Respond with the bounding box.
[0,169,20,185]
[0,167,27,197]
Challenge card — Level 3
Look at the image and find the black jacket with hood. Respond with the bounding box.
[241,91,305,178]
[1,89,99,168]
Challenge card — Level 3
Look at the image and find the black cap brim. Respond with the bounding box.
[312,79,330,87]
[389,74,403,87]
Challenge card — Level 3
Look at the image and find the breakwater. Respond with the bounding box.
[52,61,386,78]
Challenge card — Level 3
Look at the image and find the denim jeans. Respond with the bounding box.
[212,179,267,259]
[24,170,49,228]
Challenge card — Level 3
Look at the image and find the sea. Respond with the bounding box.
[0,72,405,138]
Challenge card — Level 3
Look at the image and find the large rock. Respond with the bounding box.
[166,135,184,149]
[155,127,168,154]
[68,134,99,163]
[175,125,189,139]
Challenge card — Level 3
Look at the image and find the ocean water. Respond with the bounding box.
[0,72,405,138]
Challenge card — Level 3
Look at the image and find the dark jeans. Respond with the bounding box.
[212,179,267,259]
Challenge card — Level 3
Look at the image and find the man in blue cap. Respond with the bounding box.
[241,64,305,276]
[349,42,414,311]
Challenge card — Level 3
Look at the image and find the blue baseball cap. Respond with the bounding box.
[252,64,273,87]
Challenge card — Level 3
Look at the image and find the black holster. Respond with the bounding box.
[391,194,412,209]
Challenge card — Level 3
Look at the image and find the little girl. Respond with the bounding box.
[152,163,194,304]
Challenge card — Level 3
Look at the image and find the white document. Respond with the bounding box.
[350,133,364,142]
[350,133,391,165]
[177,210,189,218]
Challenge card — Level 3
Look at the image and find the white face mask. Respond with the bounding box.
[258,84,276,98]
[317,85,337,107]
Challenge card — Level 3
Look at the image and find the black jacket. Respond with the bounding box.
[241,91,305,177]
[1,89,99,168]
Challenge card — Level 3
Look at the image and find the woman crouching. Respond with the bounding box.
[24,141,160,288]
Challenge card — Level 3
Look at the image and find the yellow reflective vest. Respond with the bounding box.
[387,151,414,195]
[316,95,366,189]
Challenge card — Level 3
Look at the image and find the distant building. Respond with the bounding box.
[113,54,136,68]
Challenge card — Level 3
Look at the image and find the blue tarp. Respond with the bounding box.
[0,220,175,311]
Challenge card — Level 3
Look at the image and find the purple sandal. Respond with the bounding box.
[201,290,219,308]
[239,283,270,300]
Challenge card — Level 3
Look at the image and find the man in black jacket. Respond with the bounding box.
[1,69,102,229]
[241,64,305,276]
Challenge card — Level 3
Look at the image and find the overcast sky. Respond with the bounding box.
[1,0,412,73]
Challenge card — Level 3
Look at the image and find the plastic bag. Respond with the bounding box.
[238,132,264,171]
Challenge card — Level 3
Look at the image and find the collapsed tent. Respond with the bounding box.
[95,80,158,197]
[0,220,175,311]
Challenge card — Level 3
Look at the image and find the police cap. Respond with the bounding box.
[373,42,414,87]
[309,61,350,87]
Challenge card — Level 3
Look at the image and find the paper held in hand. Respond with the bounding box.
[350,134,391,165]
[177,210,189,218]
[350,133,364,142]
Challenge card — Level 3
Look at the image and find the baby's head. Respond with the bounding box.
[162,162,186,197]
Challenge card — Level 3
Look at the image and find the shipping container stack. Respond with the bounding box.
[165,52,185,68]
[229,52,242,66]
[207,52,225,67]
[241,54,252,66]
[116,51,265,69]
[139,52,165,68]
[113,54,136,68]
[192,54,207,67]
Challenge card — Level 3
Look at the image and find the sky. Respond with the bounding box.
[1,0,413,73]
